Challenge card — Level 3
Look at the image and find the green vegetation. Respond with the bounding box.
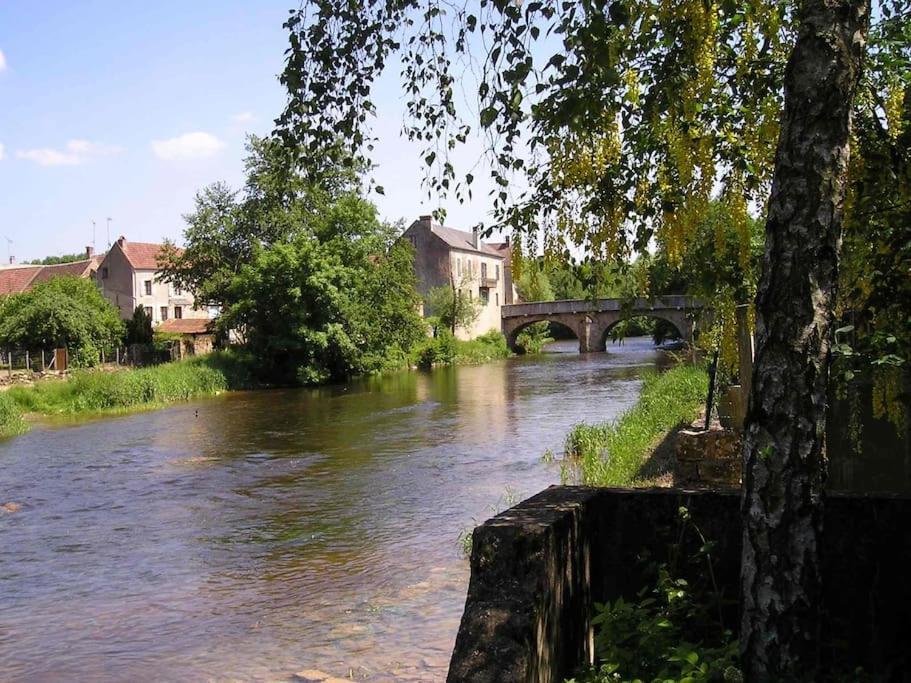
[424,279,482,337]
[25,253,88,265]
[0,277,124,368]
[568,510,739,683]
[411,330,510,369]
[0,393,26,438]
[5,354,240,416]
[125,305,154,345]
[159,137,426,386]
[565,366,708,486]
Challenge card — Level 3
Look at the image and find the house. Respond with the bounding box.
[96,236,209,326]
[401,215,517,340]
[0,247,102,295]
[157,318,216,357]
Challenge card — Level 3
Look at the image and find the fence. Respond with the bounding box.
[0,343,178,379]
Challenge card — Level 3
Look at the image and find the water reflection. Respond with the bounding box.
[1,338,666,681]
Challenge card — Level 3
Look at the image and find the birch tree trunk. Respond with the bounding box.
[740,0,869,678]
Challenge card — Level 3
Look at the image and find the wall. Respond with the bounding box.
[131,269,205,325]
[450,250,507,340]
[97,246,136,318]
[447,486,911,682]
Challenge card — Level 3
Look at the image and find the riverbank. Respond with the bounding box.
[564,364,708,486]
[0,333,516,439]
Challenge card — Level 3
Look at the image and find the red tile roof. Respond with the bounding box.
[29,257,102,286]
[158,318,213,335]
[0,266,42,295]
[118,239,176,270]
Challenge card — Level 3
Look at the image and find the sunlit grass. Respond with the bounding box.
[565,365,708,487]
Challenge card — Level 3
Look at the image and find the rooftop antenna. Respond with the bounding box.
[106,217,112,248]
[92,220,97,250]
[3,236,13,265]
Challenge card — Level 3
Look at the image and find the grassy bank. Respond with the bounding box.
[565,365,708,486]
[0,393,27,438]
[410,330,511,368]
[0,351,256,439]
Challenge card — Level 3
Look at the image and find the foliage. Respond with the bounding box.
[5,354,245,417]
[26,252,89,265]
[161,136,425,386]
[0,392,26,439]
[565,365,708,486]
[568,510,740,683]
[158,136,361,309]
[0,277,124,366]
[125,305,154,346]
[515,263,555,302]
[425,280,482,335]
[515,322,554,355]
[411,329,510,368]
[221,197,426,384]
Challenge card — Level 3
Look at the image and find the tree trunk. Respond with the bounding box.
[740,0,869,679]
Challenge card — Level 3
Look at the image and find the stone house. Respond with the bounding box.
[0,247,103,295]
[401,215,516,340]
[96,236,209,326]
[158,318,216,357]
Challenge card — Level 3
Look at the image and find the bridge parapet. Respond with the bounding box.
[502,295,701,319]
[501,296,704,353]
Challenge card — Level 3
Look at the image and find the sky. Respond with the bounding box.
[0,1,500,263]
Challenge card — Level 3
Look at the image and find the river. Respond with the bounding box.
[0,338,669,682]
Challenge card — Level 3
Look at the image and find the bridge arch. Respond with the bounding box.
[600,314,687,349]
[506,317,580,354]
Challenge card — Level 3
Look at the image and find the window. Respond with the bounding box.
[101,267,109,279]
[467,260,473,276]
[480,288,489,305]
[457,258,462,276]
[144,280,152,296]
[174,286,182,297]
[160,307,169,321]
[481,262,488,279]
[496,264,500,279]
[144,306,153,319]
[174,306,183,319]
[495,292,499,306]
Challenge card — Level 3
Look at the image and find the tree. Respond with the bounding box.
[0,277,124,365]
[158,136,360,308]
[221,196,425,384]
[26,252,89,265]
[125,305,154,346]
[425,279,482,335]
[275,0,907,675]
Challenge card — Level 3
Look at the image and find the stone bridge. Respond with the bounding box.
[501,295,704,353]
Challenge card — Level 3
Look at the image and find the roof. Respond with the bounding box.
[0,266,41,295]
[427,224,505,258]
[29,257,102,286]
[158,318,213,335]
[0,257,102,295]
[117,239,179,270]
[486,241,513,263]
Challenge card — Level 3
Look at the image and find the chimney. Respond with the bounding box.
[505,235,511,247]
[418,214,433,225]
[117,235,126,246]
[8,256,14,265]
[86,246,95,259]
[472,226,480,249]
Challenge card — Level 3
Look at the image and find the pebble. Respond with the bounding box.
[1,502,22,513]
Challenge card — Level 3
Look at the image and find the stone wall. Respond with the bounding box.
[447,487,911,682]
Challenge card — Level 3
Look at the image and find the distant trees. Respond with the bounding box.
[25,253,87,265]
[0,277,124,366]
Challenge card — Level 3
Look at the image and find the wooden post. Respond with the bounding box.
[736,304,754,407]
[116,347,120,365]
[8,352,12,379]
[25,350,30,371]
[41,350,46,372]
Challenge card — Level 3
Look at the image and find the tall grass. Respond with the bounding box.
[5,350,254,418]
[565,365,708,486]
[0,392,26,439]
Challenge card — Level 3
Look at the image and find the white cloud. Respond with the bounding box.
[231,112,256,124]
[0,49,6,72]
[151,131,225,161]
[16,139,124,166]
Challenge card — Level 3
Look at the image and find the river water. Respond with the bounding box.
[0,339,668,682]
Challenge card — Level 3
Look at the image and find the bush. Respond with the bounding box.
[515,321,554,354]
[566,365,708,486]
[0,392,25,438]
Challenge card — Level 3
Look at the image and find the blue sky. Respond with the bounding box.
[0,1,498,263]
